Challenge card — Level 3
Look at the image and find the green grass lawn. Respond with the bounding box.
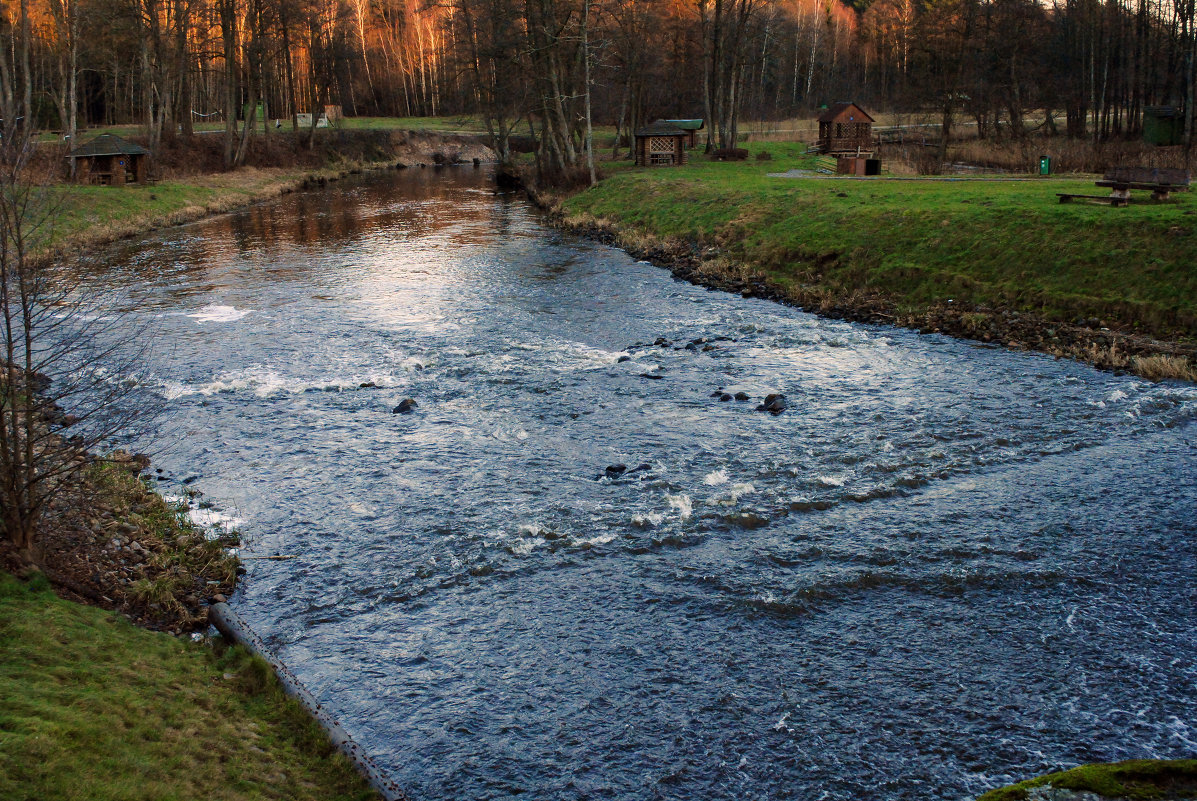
[568,143,1197,338]
[0,572,377,801]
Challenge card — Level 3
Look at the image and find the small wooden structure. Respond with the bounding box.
[836,157,881,176]
[634,120,689,167]
[69,134,150,186]
[665,119,705,149]
[1057,167,1191,207]
[817,102,875,156]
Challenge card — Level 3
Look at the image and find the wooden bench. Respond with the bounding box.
[1058,166,1190,206]
[1057,192,1129,207]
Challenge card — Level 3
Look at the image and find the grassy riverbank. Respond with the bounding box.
[977,759,1197,800]
[0,572,376,801]
[43,165,357,255]
[560,143,1197,380]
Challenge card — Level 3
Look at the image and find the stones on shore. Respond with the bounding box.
[392,398,418,414]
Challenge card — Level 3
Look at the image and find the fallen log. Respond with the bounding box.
[208,602,407,801]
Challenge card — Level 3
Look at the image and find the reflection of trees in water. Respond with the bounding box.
[74,170,522,296]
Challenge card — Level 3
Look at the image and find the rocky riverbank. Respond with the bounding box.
[0,449,240,634]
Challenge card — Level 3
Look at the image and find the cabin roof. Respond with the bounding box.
[817,102,875,124]
[635,120,688,137]
[665,119,705,131]
[69,134,150,158]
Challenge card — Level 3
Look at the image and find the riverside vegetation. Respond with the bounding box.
[557,143,1197,382]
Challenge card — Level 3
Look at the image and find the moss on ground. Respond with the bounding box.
[978,760,1197,801]
[0,572,378,801]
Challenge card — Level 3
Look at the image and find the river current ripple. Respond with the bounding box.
[90,169,1195,800]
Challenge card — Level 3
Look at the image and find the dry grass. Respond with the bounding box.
[1131,353,1197,382]
[881,136,1196,175]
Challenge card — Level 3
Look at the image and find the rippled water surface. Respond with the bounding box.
[92,169,1196,800]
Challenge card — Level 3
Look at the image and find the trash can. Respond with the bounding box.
[1039,155,1052,175]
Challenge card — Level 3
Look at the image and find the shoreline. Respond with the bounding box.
[532,177,1195,383]
[44,128,496,260]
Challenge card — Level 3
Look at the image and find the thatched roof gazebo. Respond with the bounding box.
[69,134,150,186]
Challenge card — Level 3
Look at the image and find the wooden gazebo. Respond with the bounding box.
[68,134,150,186]
[817,102,875,156]
[634,120,689,167]
[665,119,705,149]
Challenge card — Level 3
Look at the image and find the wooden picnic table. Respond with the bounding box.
[1058,166,1190,206]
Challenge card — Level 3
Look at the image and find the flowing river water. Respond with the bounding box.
[88,168,1195,800]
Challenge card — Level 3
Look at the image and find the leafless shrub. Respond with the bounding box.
[0,122,155,566]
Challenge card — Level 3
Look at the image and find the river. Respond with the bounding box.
[88,167,1196,800]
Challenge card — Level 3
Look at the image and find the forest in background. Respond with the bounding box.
[1,0,1195,180]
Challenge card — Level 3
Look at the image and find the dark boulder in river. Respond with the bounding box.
[757,393,786,414]
[393,398,418,414]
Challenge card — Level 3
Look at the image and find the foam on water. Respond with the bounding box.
[157,367,403,399]
[185,304,252,323]
[667,494,693,520]
[704,469,730,486]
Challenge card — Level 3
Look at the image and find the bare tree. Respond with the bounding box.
[0,122,150,566]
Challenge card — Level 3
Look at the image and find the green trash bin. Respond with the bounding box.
[1039,155,1052,175]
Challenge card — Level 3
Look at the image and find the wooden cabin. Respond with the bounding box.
[817,102,875,156]
[69,134,150,186]
[634,121,690,167]
[665,119,705,149]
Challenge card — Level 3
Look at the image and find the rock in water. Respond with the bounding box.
[760,393,787,415]
[605,464,628,478]
[393,398,418,414]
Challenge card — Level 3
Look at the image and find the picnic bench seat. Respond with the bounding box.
[1058,166,1190,206]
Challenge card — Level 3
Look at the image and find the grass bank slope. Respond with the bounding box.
[0,572,377,801]
[977,759,1197,800]
[562,144,1196,377]
[45,167,340,254]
